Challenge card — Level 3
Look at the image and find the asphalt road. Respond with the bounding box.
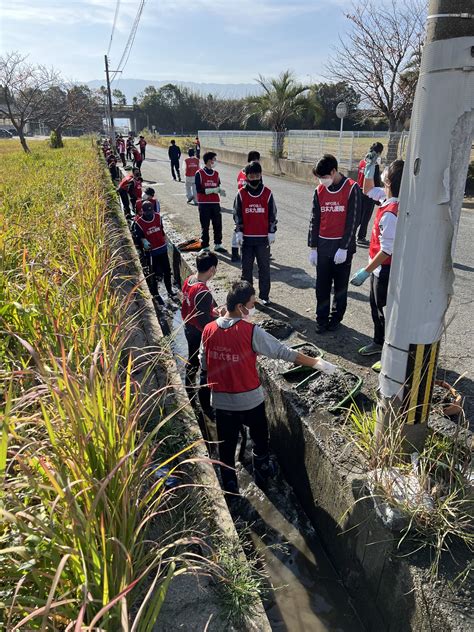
[139,144,474,422]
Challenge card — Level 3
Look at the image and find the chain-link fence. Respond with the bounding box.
[199,129,409,170]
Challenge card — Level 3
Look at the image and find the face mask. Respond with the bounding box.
[240,306,256,320]
[319,177,333,188]
[381,168,389,186]
[248,179,261,188]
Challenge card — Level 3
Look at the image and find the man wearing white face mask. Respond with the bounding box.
[199,280,325,493]
[308,153,361,333]
[195,151,226,254]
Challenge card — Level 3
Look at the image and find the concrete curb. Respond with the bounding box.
[107,157,272,632]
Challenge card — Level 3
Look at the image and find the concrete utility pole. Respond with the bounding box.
[377,0,474,445]
[104,55,115,142]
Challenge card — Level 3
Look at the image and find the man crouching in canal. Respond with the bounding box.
[199,280,326,494]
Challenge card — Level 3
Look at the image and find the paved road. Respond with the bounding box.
[140,144,474,421]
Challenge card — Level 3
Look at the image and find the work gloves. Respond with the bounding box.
[334,248,348,265]
[142,239,151,250]
[268,233,276,245]
[235,232,244,247]
[204,186,226,197]
[350,268,370,286]
[309,249,318,266]
[312,357,338,375]
[366,187,385,202]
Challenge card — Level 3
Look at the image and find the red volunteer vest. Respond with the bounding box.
[185,157,200,177]
[118,174,133,190]
[369,201,398,265]
[317,178,356,240]
[357,159,366,188]
[237,169,247,190]
[135,198,158,217]
[181,276,212,332]
[133,148,142,161]
[239,186,272,237]
[139,139,147,148]
[197,168,220,204]
[135,213,166,250]
[202,320,260,394]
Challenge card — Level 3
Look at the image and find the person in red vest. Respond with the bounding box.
[195,151,226,254]
[200,280,334,493]
[308,154,361,333]
[232,151,261,262]
[136,135,147,160]
[117,168,143,218]
[132,146,143,170]
[116,134,126,167]
[183,148,200,204]
[133,201,175,299]
[233,161,277,305]
[126,135,134,161]
[350,160,404,361]
[181,252,220,420]
[135,187,159,216]
[357,142,384,246]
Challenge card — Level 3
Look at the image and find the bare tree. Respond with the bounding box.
[328,0,425,159]
[199,95,241,130]
[42,84,102,147]
[0,51,60,153]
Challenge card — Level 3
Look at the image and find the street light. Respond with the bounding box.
[336,101,348,164]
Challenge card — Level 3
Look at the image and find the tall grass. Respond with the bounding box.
[0,140,208,628]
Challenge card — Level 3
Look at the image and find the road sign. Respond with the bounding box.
[336,102,348,119]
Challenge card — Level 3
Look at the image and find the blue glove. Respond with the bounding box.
[350,268,370,286]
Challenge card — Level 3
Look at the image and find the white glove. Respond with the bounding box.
[235,232,244,247]
[268,233,276,245]
[218,188,226,197]
[142,239,151,250]
[313,358,338,375]
[366,187,385,202]
[334,248,348,265]
[309,249,318,266]
[204,187,219,195]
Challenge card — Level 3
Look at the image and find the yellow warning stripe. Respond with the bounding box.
[407,344,425,424]
[421,341,439,420]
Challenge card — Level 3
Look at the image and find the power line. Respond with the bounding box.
[106,0,121,57]
[111,0,146,83]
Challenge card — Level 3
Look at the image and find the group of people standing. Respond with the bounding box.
[104,133,404,495]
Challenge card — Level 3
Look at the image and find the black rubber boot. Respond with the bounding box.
[252,451,278,487]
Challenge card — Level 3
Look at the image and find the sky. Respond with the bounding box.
[0,0,354,92]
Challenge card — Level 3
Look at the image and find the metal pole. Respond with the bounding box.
[338,117,344,163]
[104,55,115,142]
[376,0,474,448]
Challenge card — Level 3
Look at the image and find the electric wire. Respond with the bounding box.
[111,0,147,84]
[106,0,121,57]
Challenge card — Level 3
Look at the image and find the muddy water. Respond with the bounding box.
[163,306,364,631]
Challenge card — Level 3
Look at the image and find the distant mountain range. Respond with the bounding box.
[86,79,261,102]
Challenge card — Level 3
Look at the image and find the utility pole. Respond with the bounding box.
[377,0,474,447]
[104,54,115,142]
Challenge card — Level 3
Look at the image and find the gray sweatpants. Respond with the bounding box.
[241,242,271,301]
[185,176,197,202]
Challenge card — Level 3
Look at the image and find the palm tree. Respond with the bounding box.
[243,70,308,161]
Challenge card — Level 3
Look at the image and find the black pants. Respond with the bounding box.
[118,188,131,214]
[316,253,353,325]
[126,148,132,160]
[170,159,180,180]
[216,403,268,491]
[109,164,120,181]
[241,242,271,301]
[199,204,222,248]
[133,158,143,171]
[370,266,390,345]
[119,152,126,167]
[140,148,146,159]
[358,195,375,241]
[145,251,172,295]
[185,326,212,418]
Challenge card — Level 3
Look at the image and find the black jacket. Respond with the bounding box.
[168,144,181,161]
[233,181,277,245]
